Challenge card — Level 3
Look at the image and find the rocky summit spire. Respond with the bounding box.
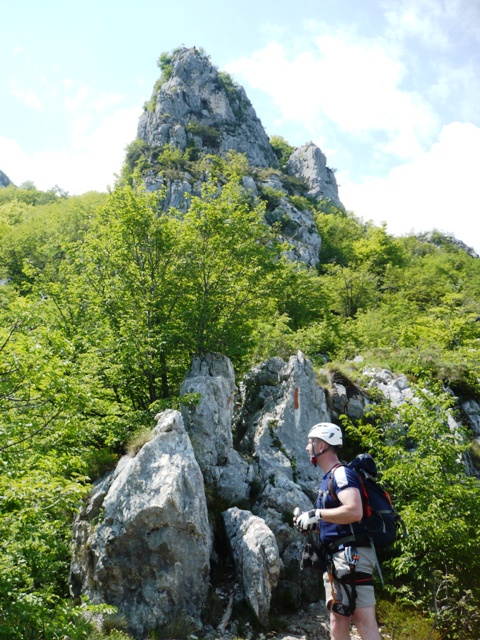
[134,46,344,267]
[137,46,279,168]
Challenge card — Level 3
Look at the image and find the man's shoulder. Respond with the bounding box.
[331,464,360,492]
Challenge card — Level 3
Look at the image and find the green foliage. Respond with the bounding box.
[185,120,221,148]
[320,263,379,317]
[0,191,106,286]
[288,194,313,211]
[217,70,237,97]
[342,385,480,639]
[258,184,285,212]
[315,204,367,267]
[0,182,67,207]
[1,126,480,638]
[123,138,150,176]
[156,51,174,81]
[270,135,295,170]
[376,600,440,640]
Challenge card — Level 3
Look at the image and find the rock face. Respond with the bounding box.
[180,353,252,503]
[70,352,333,636]
[0,169,12,188]
[70,410,212,638]
[222,507,282,626]
[287,142,342,208]
[70,351,478,636]
[133,47,343,268]
[363,368,414,407]
[237,352,330,494]
[137,47,279,169]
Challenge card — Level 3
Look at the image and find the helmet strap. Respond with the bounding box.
[310,443,332,466]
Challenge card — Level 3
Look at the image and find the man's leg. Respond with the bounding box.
[352,605,382,640]
[329,610,351,640]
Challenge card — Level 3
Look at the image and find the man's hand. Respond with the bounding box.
[294,508,322,531]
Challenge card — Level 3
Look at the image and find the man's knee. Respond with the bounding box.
[352,605,382,639]
[329,610,351,640]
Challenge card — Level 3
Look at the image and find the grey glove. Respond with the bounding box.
[294,508,322,531]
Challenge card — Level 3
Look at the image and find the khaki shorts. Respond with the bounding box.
[323,545,377,610]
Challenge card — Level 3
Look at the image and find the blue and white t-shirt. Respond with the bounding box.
[315,464,362,546]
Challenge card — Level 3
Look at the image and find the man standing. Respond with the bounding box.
[294,422,383,640]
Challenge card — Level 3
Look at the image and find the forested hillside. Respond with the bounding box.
[1,47,479,640]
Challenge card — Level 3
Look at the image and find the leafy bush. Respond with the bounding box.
[156,52,174,82]
[270,135,295,170]
[376,600,440,640]
[186,121,221,148]
[342,385,480,639]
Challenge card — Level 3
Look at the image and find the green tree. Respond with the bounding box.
[320,263,379,317]
[315,205,367,267]
[351,224,406,277]
[46,174,284,408]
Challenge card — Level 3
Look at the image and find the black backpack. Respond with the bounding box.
[328,453,406,548]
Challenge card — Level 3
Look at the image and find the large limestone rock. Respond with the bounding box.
[234,352,331,565]
[287,142,341,208]
[180,353,235,467]
[180,354,253,503]
[138,47,279,168]
[180,353,253,503]
[70,410,212,638]
[237,352,330,496]
[223,507,282,626]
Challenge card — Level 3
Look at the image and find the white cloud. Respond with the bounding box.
[0,106,141,194]
[64,85,90,111]
[383,0,480,48]
[227,36,438,160]
[340,122,480,254]
[91,92,125,111]
[383,0,451,49]
[10,79,42,109]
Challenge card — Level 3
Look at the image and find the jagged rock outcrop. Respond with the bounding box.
[180,353,253,503]
[0,169,12,188]
[180,353,235,467]
[418,231,479,259]
[363,367,414,406]
[261,171,322,267]
[70,349,479,636]
[222,507,282,626]
[70,410,212,639]
[133,46,344,268]
[137,47,279,169]
[237,352,330,495]
[233,352,331,565]
[287,142,342,208]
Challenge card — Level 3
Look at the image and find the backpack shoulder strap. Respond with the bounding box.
[327,463,345,500]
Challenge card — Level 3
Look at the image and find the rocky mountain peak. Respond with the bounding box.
[287,142,342,208]
[137,46,279,168]
[134,46,344,268]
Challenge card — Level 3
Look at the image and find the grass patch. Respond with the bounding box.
[377,599,440,640]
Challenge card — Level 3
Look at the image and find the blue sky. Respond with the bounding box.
[1,0,479,253]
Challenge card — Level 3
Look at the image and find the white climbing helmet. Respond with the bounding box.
[308,422,343,447]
